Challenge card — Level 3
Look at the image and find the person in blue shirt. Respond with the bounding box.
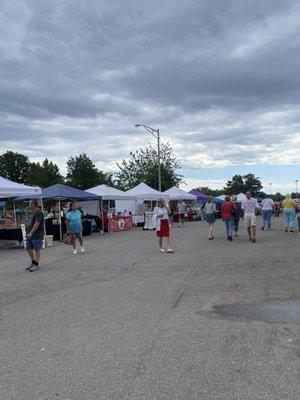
[66,202,84,254]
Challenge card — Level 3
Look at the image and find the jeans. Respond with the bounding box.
[224,219,234,237]
[262,210,273,229]
[283,209,295,229]
[234,217,240,232]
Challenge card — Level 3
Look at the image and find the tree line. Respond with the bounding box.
[0,143,182,192]
[0,149,294,200]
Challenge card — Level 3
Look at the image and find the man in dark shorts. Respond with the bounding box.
[25,199,44,272]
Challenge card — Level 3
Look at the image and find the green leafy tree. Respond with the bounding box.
[66,153,113,190]
[115,142,183,191]
[0,151,30,183]
[272,192,285,202]
[27,159,64,187]
[223,173,263,195]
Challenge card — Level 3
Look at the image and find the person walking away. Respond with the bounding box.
[204,196,216,240]
[25,199,44,272]
[221,196,237,241]
[231,195,242,237]
[242,191,259,243]
[177,199,186,227]
[66,202,85,254]
[153,198,174,253]
[282,194,296,233]
[261,195,274,230]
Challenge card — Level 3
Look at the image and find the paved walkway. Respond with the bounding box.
[0,218,299,400]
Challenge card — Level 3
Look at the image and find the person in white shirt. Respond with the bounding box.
[261,195,274,230]
[152,198,174,253]
[241,191,259,243]
[177,200,186,227]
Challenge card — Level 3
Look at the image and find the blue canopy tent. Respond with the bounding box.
[16,184,101,241]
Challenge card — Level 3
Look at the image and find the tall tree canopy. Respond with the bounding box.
[0,151,30,183]
[27,159,64,187]
[116,142,183,191]
[223,173,263,195]
[66,153,113,190]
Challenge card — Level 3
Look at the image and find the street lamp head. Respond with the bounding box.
[135,124,141,128]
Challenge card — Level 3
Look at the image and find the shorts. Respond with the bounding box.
[26,239,43,251]
[70,231,82,239]
[205,213,215,223]
[244,214,256,227]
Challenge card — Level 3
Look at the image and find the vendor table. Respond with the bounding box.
[0,228,23,243]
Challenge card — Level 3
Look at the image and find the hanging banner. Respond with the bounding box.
[108,216,133,232]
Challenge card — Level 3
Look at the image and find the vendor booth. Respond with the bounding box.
[16,184,100,241]
[85,184,136,232]
[0,176,42,245]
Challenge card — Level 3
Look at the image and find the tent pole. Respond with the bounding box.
[13,203,17,225]
[58,199,62,242]
[101,199,104,235]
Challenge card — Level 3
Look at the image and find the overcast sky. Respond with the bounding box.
[0,0,299,193]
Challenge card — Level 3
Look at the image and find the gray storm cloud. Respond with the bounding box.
[0,0,299,169]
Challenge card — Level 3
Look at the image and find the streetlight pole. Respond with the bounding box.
[135,124,162,192]
[269,182,272,195]
[296,179,298,196]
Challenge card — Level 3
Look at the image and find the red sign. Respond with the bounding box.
[108,216,133,232]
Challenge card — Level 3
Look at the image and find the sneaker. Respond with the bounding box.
[80,247,85,253]
[261,226,265,230]
[234,233,238,237]
[26,263,34,271]
[228,236,233,241]
[73,249,77,254]
[167,248,174,253]
[160,249,165,253]
[209,236,214,240]
[285,229,289,233]
[290,230,294,233]
[252,238,256,243]
[29,264,40,272]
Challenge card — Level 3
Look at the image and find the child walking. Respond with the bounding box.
[153,198,174,253]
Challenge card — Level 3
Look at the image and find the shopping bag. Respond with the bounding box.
[63,233,73,245]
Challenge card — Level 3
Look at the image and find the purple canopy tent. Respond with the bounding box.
[188,189,208,202]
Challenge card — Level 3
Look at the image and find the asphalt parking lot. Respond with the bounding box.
[0,217,299,400]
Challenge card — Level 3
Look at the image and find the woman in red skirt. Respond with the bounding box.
[153,198,174,253]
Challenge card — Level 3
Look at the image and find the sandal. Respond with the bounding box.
[160,249,165,253]
[166,248,174,253]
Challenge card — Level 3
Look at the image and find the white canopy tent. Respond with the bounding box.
[116,182,169,214]
[236,193,247,202]
[80,184,136,216]
[215,194,226,201]
[86,184,135,200]
[126,182,169,201]
[163,186,197,201]
[0,176,41,198]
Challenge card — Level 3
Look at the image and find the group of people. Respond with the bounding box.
[25,200,85,272]
[24,192,299,270]
[203,192,299,242]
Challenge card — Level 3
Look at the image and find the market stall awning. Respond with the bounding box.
[237,193,247,202]
[164,186,197,201]
[16,183,100,201]
[87,184,135,200]
[126,182,169,201]
[0,176,41,198]
[188,189,208,202]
